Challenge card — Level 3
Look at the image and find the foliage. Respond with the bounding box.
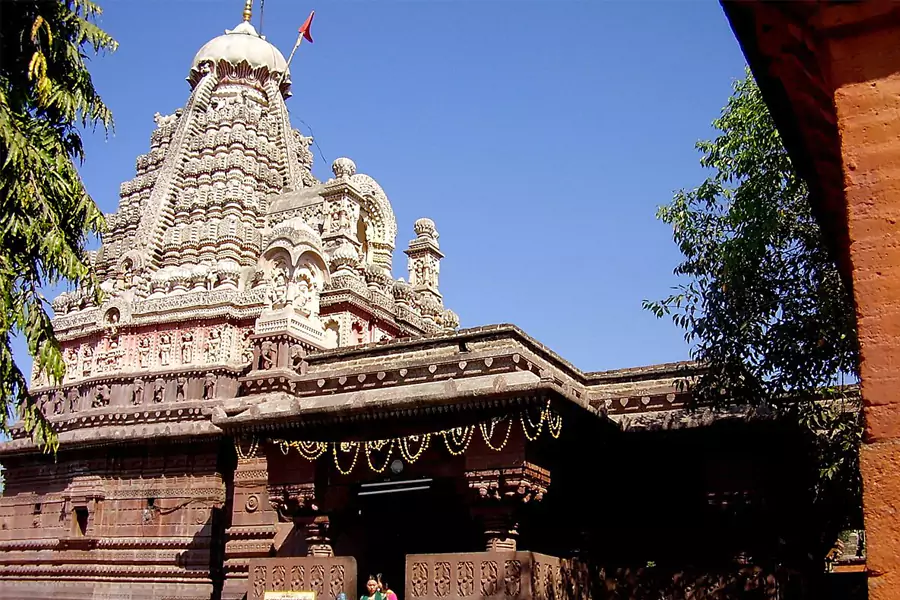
[0,1,115,451]
[644,70,862,524]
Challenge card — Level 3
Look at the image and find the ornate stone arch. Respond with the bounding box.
[350,173,397,271]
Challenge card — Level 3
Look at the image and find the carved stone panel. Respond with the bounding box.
[405,552,581,600]
[248,556,357,600]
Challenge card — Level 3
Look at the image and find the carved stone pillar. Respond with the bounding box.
[466,463,550,552]
[305,515,334,557]
[267,481,334,557]
[223,450,276,600]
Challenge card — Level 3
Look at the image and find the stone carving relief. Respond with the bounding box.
[92,384,110,409]
[82,346,93,377]
[153,379,165,403]
[181,331,194,364]
[67,388,79,412]
[203,373,216,400]
[456,560,475,598]
[176,377,187,401]
[65,348,78,380]
[205,328,221,363]
[132,378,144,406]
[138,337,151,368]
[159,333,172,366]
[259,341,276,370]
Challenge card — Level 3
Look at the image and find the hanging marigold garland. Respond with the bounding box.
[271,400,562,475]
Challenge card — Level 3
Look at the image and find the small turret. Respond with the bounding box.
[405,218,444,305]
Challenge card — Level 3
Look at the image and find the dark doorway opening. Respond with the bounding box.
[337,476,476,600]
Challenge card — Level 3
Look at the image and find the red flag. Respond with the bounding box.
[299,10,315,44]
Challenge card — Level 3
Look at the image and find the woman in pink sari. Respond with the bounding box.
[377,574,398,600]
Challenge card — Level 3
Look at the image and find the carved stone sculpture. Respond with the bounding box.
[260,341,276,370]
[153,379,165,403]
[92,385,110,408]
[203,373,216,400]
[176,376,187,401]
[65,348,78,379]
[82,346,93,376]
[205,329,221,363]
[132,378,144,406]
[159,333,172,366]
[138,337,151,368]
[181,331,194,364]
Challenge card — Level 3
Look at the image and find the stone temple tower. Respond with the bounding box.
[0,8,457,599]
[47,9,459,377]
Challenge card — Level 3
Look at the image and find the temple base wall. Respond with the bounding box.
[0,443,226,600]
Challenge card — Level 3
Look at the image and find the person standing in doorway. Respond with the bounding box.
[361,576,383,600]
[378,574,398,600]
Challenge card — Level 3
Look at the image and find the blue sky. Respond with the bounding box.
[17,0,749,380]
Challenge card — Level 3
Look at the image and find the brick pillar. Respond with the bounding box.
[828,16,900,600]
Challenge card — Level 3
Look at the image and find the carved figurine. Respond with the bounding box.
[159,333,172,366]
[205,328,221,363]
[289,344,306,373]
[82,346,93,376]
[260,341,276,370]
[176,376,187,401]
[65,348,78,379]
[181,331,194,364]
[153,379,165,403]
[203,373,216,400]
[273,266,289,307]
[52,391,64,415]
[241,330,254,364]
[67,388,80,413]
[138,337,151,368]
[92,385,110,408]
[132,378,144,406]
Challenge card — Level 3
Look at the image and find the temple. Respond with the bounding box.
[0,5,864,600]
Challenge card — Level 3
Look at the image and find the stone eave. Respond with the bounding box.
[0,418,222,457]
[212,377,598,435]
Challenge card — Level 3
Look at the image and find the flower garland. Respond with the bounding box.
[271,401,562,475]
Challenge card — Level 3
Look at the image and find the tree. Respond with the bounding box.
[0,1,116,451]
[644,71,862,531]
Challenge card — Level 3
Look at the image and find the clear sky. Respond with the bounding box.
[16,0,750,381]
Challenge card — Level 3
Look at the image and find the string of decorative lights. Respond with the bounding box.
[235,436,259,460]
[270,401,562,475]
[333,442,360,476]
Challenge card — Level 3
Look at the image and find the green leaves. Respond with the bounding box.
[0,1,115,451]
[647,71,862,528]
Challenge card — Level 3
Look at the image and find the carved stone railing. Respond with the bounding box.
[405,552,587,600]
[247,556,357,600]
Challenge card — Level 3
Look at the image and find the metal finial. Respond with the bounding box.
[242,0,253,22]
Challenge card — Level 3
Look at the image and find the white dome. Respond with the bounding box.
[191,21,288,75]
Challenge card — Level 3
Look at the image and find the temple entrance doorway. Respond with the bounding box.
[337,476,477,600]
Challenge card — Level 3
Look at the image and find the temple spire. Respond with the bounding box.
[242,0,253,23]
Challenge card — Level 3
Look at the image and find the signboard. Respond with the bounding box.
[264,593,317,600]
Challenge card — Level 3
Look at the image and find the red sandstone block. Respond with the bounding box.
[861,371,900,407]
[864,396,900,435]
[834,80,900,119]
[859,439,900,600]
[839,109,900,145]
[848,214,900,246]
